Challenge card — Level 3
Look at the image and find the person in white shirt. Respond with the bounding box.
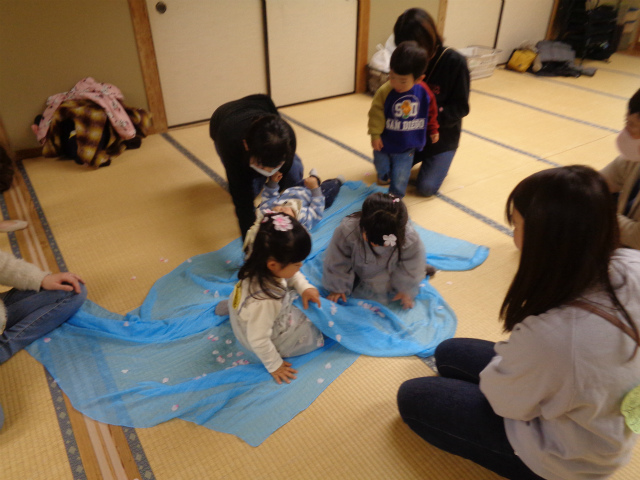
[229,212,323,384]
[601,88,640,250]
[398,165,640,480]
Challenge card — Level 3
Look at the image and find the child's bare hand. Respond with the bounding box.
[304,176,319,189]
[430,133,439,144]
[327,292,347,304]
[41,272,84,293]
[269,171,283,183]
[302,288,321,309]
[392,292,414,309]
[371,138,384,151]
[271,361,298,384]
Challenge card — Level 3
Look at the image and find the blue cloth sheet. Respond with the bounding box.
[27,182,488,446]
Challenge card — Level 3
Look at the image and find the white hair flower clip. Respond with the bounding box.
[383,234,397,247]
[392,198,400,203]
[272,214,294,231]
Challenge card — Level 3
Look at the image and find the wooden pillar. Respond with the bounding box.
[355,0,371,94]
[128,0,168,133]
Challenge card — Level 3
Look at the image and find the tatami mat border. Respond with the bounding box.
[463,130,562,167]
[48,370,88,479]
[595,67,640,78]
[280,113,373,162]
[161,132,229,189]
[14,159,156,480]
[437,195,513,236]
[532,77,629,100]
[15,160,68,271]
[0,195,21,258]
[471,89,619,133]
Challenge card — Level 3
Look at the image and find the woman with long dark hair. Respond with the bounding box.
[393,8,470,197]
[397,166,640,479]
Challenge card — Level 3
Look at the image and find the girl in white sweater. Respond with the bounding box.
[398,166,640,479]
[229,212,323,384]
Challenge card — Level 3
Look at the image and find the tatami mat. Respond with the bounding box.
[1,52,640,479]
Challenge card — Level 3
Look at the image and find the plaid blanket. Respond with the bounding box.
[42,99,152,167]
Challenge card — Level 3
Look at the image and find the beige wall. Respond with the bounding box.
[0,0,147,151]
[368,0,440,62]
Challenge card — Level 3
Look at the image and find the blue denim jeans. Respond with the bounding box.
[415,149,456,197]
[0,283,87,364]
[319,179,342,209]
[373,149,414,197]
[293,177,342,210]
[397,338,544,480]
[250,154,304,198]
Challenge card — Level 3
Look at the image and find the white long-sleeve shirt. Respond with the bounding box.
[229,272,313,373]
[480,248,640,480]
[0,250,49,333]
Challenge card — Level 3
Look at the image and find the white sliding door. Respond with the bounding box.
[442,0,503,50]
[265,0,358,106]
[146,0,267,126]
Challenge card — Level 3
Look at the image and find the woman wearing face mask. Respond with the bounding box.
[209,94,304,239]
[601,88,640,250]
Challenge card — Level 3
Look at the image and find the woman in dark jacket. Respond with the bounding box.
[394,8,470,197]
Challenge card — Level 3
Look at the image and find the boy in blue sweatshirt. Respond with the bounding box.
[368,41,439,197]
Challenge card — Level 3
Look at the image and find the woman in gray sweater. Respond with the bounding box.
[0,251,86,430]
[398,166,640,479]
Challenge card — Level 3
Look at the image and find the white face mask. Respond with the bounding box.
[616,128,640,162]
[250,162,282,177]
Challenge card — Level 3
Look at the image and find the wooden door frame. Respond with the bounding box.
[128,0,168,133]
[129,0,448,120]
[357,0,448,93]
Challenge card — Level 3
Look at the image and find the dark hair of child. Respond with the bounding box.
[238,212,311,300]
[245,115,294,168]
[501,165,639,356]
[390,41,429,80]
[394,8,442,60]
[629,88,640,115]
[350,192,408,263]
